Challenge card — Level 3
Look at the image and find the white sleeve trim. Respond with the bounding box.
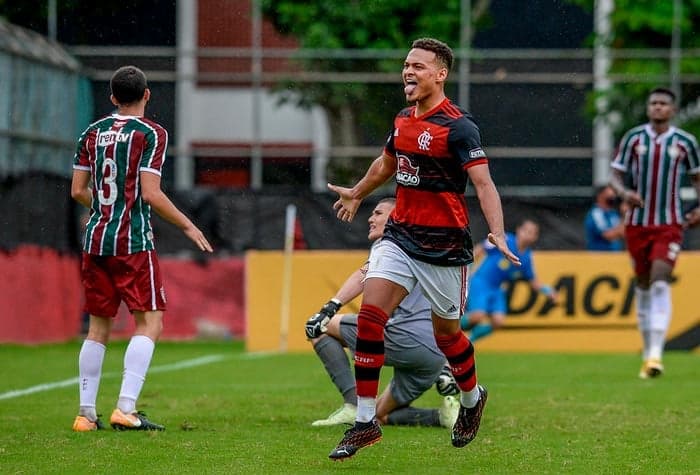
[139,167,162,176]
[610,162,626,171]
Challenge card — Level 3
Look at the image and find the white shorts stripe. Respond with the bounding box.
[147,250,157,310]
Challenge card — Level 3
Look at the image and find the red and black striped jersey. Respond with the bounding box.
[383,98,488,266]
[612,124,700,227]
[73,114,167,256]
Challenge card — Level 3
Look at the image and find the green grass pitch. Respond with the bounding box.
[0,341,697,474]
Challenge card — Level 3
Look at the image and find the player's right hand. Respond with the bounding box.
[684,206,700,228]
[328,183,361,222]
[304,299,342,339]
[622,189,644,208]
[488,232,521,266]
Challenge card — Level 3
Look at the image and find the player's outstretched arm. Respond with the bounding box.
[610,170,644,208]
[530,279,559,304]
[328,153,396,222]
[140,172,213,252]
[304,265,367,339]
[468,163,520,266]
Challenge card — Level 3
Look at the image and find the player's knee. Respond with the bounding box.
[136,311,163,340]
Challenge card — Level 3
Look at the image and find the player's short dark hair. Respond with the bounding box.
[411,38,453,71]
[648,87,676,104]
[378,196,396,206]
[110,66,148,105]
[516,218,538,229]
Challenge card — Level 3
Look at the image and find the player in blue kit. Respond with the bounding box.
[461,219,557,341]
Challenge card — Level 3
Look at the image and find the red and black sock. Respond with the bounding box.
[354,304,389,397]
[435,332,477,392]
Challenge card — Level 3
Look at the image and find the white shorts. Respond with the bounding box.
[366,239,469,319]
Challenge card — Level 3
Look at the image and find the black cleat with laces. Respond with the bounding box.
[451,385,487,448]
[328,419,382,460]
[110,409,165,431]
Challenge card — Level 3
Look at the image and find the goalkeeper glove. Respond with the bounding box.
[304,298,342,339]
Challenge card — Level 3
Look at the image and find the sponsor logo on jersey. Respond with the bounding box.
[98,130,131,147]
[634,143,647,156]
[417,129,433,151]
[396,154,420,186]
[469,148,486,159]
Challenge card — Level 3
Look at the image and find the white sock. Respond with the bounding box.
[460,386,480,408]
[635,287,651,360]
[356,396,376,423]
[648,281,671,361]
[117,335,155,414]
[78,339,106,421]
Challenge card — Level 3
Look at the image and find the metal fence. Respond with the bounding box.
[7,41,700,198]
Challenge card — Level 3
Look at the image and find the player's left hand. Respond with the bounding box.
[488,232,521,266]
[683,206,700,228]
[543,287,560,305]
[304,299,342,339]
[328,183,361,222]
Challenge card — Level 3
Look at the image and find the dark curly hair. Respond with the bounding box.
[411,38,453,71]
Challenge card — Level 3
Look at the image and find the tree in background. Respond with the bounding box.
[261,0,491,183]
[568,0,700,140]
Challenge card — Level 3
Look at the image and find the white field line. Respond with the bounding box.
[0,354,228,401]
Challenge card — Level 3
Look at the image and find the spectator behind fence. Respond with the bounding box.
[584,185,625,251]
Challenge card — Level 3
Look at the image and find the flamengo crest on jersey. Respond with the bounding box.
[612,124,700,226]
[417,129,433,151]
[73,114,168,256]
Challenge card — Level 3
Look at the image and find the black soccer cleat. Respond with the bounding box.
[451,385,487,448]
[110,409,165,431]
[328,419,382,460]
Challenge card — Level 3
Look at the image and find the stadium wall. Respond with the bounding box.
[0,245,245,343]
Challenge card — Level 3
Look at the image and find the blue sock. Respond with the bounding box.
[469,323,493,341]
[459,313,472,331]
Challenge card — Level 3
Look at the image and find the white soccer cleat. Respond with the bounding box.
[438,395,460,429]
[311,404,357,427]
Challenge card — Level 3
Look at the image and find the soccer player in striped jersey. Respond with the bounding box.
[70,66,213,432]
[610,87,700,379]
[305,198,460,430]
[326,38,520,460]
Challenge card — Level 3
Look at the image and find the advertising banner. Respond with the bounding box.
[246,250,700,353]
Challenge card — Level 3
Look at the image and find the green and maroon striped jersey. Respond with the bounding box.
[611,124,700,227]
[73,113,168,255]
